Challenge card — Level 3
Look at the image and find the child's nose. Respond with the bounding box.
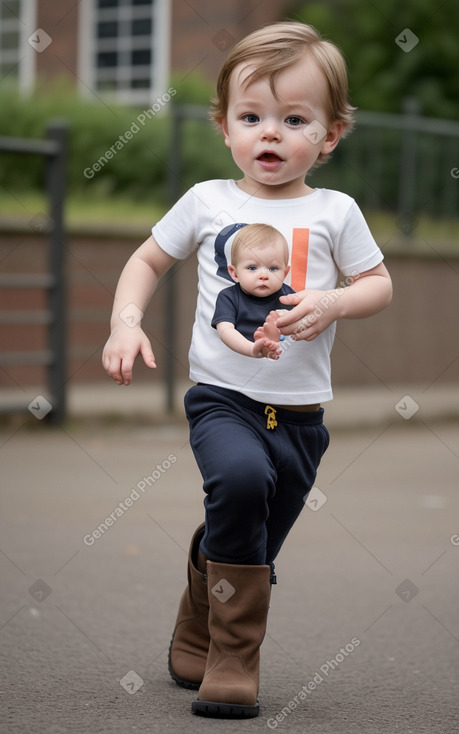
[260,120,281,141]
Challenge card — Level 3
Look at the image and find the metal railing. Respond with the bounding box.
[343,99,459,236]
[0,120,68,424]
[167,99,459,234]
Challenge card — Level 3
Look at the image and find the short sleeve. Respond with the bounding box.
[333,201,384,277]
[152,186,200,260]
[211,287,238,329]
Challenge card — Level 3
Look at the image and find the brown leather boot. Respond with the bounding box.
[168,524,210,689]
[192,560,271,718]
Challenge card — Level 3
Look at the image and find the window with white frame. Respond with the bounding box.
[81,0,170,105]
[0,0,34,91]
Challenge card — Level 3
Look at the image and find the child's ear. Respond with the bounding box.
[220,117,231,149]
[227,264,239,282]
[321,121,344,155]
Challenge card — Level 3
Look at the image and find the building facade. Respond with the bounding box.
[0,0,293,104]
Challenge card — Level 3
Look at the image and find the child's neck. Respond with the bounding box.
[235,178,315,200]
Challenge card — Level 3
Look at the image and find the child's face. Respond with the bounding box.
[221,53,343,199]
[228,240,290,297]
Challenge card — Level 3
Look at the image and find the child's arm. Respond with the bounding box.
[216,322,282,359]
[275,263,392,341]
[102,236,177,385]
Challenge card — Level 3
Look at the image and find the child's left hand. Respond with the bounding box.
[275,289,339,341]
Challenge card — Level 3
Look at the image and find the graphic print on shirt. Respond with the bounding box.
[290,228,310,291]
[213,224,310,289]
[214,222,248,282]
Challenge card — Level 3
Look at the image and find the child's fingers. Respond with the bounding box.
[268,340,282,355]
[262,338,282,360]
[140,340,157,369]
[275,307,303,331]
[104,356,125,385]
[104,352,134,386]
[116,358,132,385]
[278,292,303,310]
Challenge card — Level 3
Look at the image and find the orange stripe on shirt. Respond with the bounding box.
[290,228,309,291]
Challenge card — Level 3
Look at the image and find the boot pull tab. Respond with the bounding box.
[264,405,278,430]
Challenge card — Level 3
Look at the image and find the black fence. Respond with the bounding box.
[168,99,459,236]
[0,121,68,424]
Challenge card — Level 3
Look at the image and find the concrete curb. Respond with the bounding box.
[1,382,458,429]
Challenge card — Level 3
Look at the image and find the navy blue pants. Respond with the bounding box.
[184,384,329,566]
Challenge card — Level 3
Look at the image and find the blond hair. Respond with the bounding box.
[211,21,355,168]
[231,224,289,266]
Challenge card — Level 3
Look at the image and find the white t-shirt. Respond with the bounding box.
[152,179,383,404]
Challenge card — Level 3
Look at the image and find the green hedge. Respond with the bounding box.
[1,78,454,220]
[0,78,238,205]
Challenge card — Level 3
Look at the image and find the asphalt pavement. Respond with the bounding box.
[1,388,459,733]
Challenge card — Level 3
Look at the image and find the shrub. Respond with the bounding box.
[0,76,238,206]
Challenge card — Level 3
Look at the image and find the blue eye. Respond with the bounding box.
[286,116,304,126]
[269,267,278,272]
[243,114,259,124]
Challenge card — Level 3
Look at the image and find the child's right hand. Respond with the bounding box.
[102,325,156,386]
[252,336,282,360]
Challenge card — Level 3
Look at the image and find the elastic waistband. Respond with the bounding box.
[196,383,324,426]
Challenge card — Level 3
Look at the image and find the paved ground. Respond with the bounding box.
[2,380,459,430]
[1,398,459,733]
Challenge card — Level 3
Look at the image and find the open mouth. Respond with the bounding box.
[256,152,284,172]
[257,152,283,163]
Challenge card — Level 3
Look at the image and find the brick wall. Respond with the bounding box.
[1,228,458,393]
[170,0,295,82]
[35,0,79,84]
[34,0,293,88]
[0,227,196,389]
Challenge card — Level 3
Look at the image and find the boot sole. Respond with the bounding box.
[191,699,259,718]
[167,638,202,691]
